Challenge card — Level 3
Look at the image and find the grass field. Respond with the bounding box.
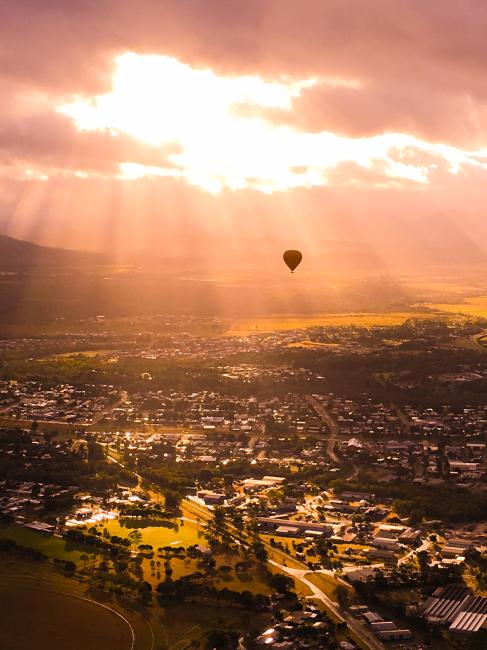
[225,311,446,336]
[0,584,132,650]
[99,519,272,594]
[304,572,345,601]
[158,602,270,649]
[100,517,202,549]
[0,525,99,562]
[427,296,487,318]
[0,557,269,650]
[146,553,273,594]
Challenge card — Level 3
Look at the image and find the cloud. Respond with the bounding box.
[255,82,487,148]
[2,0,487,238]
[0,85,181,176]
[3,2,487,96]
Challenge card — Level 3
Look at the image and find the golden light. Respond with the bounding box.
[58,53,487,193]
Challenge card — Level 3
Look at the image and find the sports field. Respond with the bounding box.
[0,584,132,650]
[101,517,202,548]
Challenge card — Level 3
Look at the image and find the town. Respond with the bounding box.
[1,316,487,649]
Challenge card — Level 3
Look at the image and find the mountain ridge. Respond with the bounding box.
[0,234,104,269]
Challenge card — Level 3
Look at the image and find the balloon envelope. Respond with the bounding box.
[283,249,302,272]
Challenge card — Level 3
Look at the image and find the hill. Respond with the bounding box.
[0,235,103,269]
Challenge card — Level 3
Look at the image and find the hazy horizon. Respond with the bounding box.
[2,2,487,274]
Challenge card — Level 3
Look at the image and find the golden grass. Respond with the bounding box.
[225,311,446,336]
[100,518,201,549]
[426,295,487,318]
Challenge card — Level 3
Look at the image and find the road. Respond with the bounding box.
[305,394,339,463]
[182,497,384,650]
[106,450,144,486]
[270,561,385,650]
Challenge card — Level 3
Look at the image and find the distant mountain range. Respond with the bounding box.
[1,209,487,274]
[0,219,485,325]
[0,234,104,269]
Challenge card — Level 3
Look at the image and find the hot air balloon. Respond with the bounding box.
[283,249,302,273]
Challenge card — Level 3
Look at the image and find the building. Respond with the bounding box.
[196,490,226,505]
[257,518,332,537]
[421,585,487,634]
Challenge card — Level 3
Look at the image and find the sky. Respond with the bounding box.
[2,1,487,260]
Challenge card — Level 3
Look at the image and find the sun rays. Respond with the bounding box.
[55,52,487,195]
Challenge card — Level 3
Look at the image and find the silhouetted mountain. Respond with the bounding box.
[0,235,104,270]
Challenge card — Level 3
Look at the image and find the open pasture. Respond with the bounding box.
[226,311,446,336]
[427,295,487,318]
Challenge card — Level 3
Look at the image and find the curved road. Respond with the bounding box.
[270,561,385,650]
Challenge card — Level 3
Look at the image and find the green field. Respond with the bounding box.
[0,525,99,562]
[101,517,202,549]
[0,584,132,650]
[304,572,344,601]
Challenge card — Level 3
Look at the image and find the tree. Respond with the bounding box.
[199,469,213,485]
[128,529,142,551]
[253,541,268,563]
[137,581,152,605]
[417,550,430,580]
[205,629,238,649]
[163,489,182,512]
[268,573,294,593]
[336,585,350,608]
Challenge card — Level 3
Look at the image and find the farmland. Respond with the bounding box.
[225,310,452,336]
[426,295,487,318]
